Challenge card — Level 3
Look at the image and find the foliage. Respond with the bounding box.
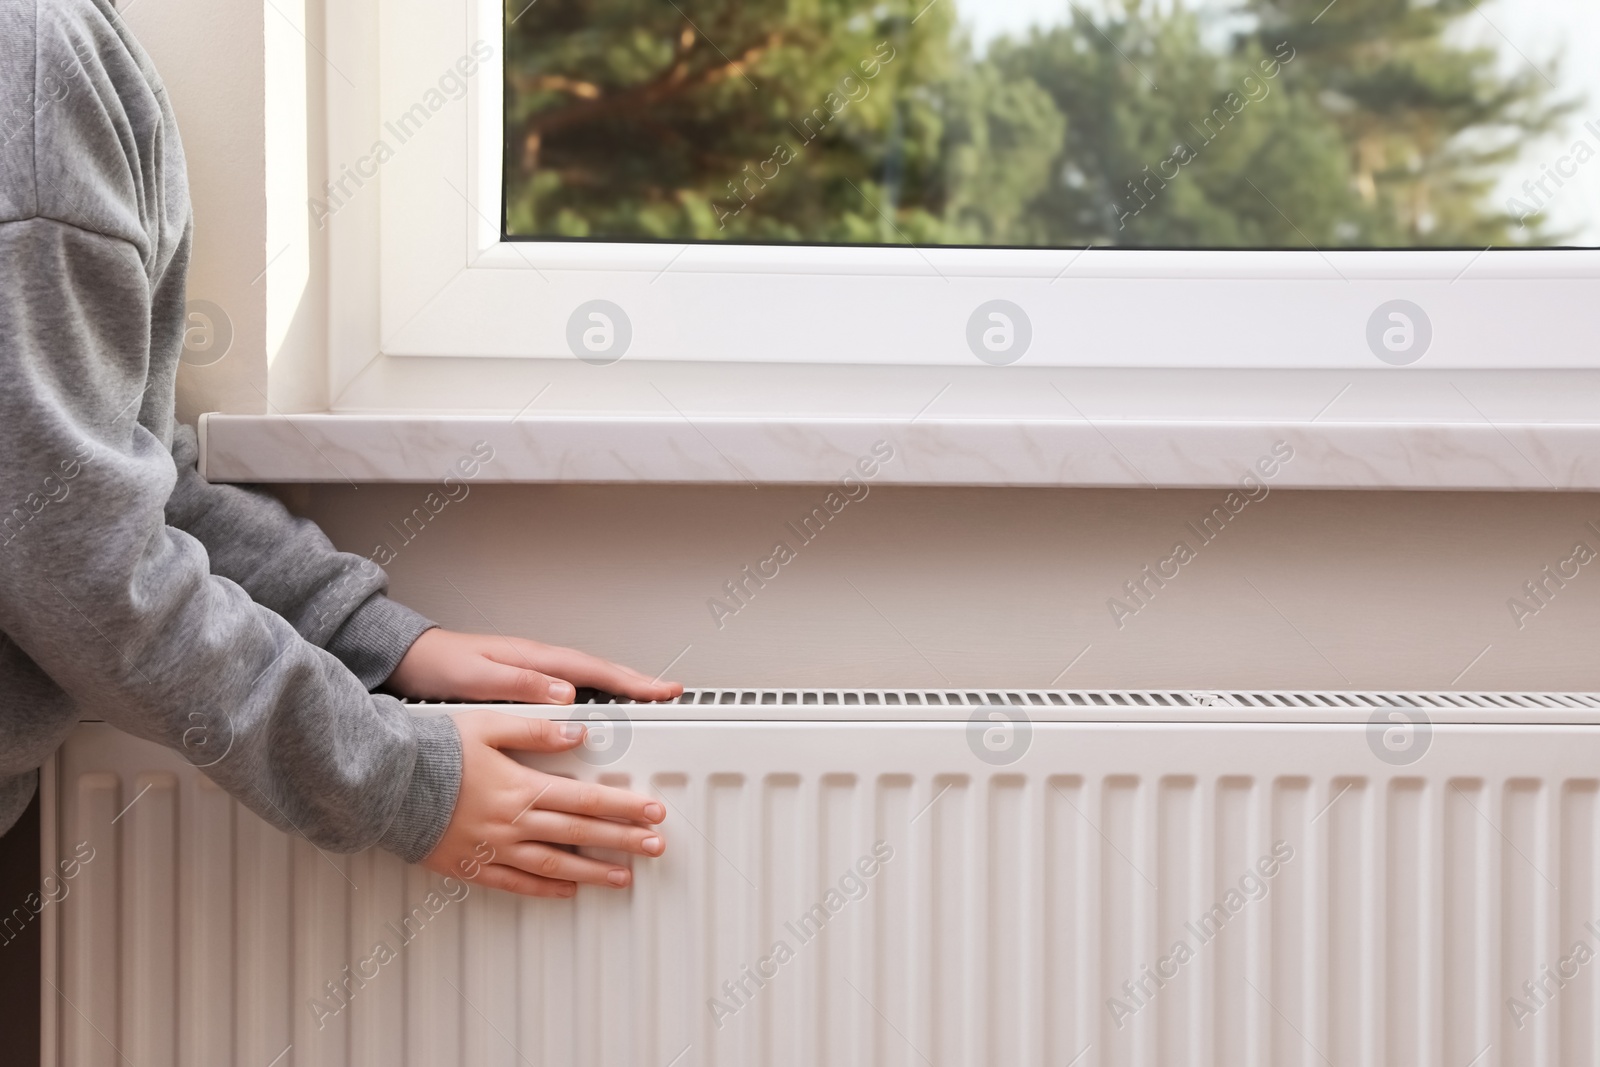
[503,0,1578,247]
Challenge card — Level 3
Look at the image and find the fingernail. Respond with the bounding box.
[551,681,575,702]
[607,869,630,887]
[645,803,665,822]
[642,836,662,855]
[560,721,585,741]
[559,883,576,897]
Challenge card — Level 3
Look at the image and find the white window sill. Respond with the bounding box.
[198,412,1600,490]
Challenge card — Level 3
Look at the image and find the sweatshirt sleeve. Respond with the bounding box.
[163,427,435,689]
[0,217,458,861]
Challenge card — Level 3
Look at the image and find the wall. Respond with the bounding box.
[123,0,333,418]
[120,0,270,419]
[289,481,1600,691]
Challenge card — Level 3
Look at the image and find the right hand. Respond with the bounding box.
[420,709,666,897]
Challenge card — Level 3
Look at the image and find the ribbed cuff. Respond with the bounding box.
[377,714,462,863]
[325,593,437,690]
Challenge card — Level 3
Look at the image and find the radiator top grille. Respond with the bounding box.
[403,687,1600,723]
[581,687,1600,708]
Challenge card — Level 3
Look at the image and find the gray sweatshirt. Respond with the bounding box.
[0,0,461,861]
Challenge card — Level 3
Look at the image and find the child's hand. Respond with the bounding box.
[387,628,684,704]
[421,709,667,896]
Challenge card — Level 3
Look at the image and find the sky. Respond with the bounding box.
[1466,0,1600,243]
[951,0,1600,244]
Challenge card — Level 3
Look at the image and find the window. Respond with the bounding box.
[312,0,1599,400]
[503,0,1599,250]
[184,0,1600,485]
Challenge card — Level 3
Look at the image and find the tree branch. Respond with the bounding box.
[511,73,603,100]
[518,33,780,145]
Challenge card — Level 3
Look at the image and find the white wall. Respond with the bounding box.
[125,0,332,418]
[121,0,270,419]
[289,482,1600,691]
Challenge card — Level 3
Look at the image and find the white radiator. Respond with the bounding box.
[40,689,1600,1067]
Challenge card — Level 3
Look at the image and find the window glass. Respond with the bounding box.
[503,0,1598,248]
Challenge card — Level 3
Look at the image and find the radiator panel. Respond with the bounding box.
[45,717,1600,1067]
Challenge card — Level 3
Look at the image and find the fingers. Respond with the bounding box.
[516,809,666,857]
[484,643,683,703]
[458,712,665,818]
[501,842,637,888]
[520,774,666,825]
[566,655,682,702]
[462,658,579,705]
[472,863,577,899]
[458,709,589,753]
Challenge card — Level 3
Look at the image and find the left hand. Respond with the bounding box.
[386,628,684,704]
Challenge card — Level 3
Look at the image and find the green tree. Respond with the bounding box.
[993,6,1359,247]
[503,0,1582,248]
[1241,0,1578,244]
[926,46,1067,245]
[504,0,958,240]
[505,0,1070,244]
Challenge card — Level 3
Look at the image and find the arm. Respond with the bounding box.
[0,217,455,859]
[2,0,676,892]
[0,218,680,882]
[163,427,434,689]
